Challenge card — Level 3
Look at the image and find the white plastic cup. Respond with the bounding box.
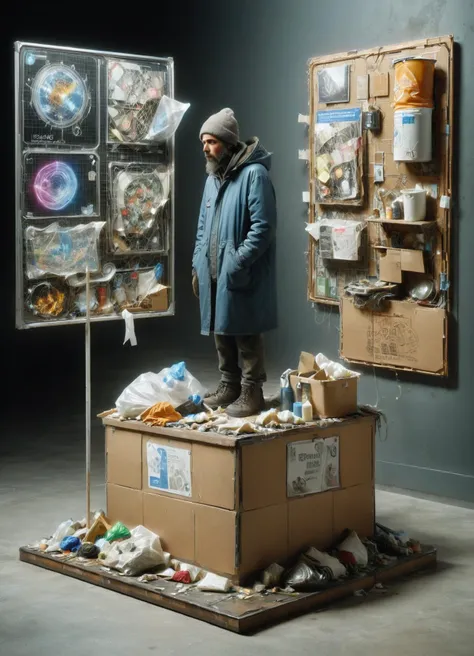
[401,188,427,221]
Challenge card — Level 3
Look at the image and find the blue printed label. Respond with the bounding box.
[317,108,361,124]
[402,115,416,124]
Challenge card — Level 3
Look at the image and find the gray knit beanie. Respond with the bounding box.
[199,108,240,146]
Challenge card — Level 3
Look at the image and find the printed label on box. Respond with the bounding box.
[147,441,191,497]
[287,436,339,497]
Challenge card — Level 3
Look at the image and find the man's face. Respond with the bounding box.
[201,134,226,164]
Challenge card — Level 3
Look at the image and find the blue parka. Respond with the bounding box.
[192,138,277,336]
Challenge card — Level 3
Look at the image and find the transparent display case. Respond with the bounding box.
[15,42,175,328]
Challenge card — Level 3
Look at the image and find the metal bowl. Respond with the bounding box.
[409,279,436,302]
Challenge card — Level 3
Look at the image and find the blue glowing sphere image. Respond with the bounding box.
[31,63,89,129]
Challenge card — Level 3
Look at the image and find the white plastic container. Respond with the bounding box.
[393,108,432,162]
[401,188,427,221]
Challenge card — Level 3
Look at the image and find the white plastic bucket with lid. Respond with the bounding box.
[393,107,432,162]
[401,188,426,221]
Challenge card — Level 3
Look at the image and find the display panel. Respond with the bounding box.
[15,42,176,328]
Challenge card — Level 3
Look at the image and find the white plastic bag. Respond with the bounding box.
[45,519,75,552]
[145,95,190,142]
[102,525,165,576]
[115,362,207,418]
[115,372,173,418]
[156,361,207,407]
[305,547,347,578]
[197,572,231,592]
[337,530,368,566]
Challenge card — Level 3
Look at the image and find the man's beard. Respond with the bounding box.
[205,148,232,175]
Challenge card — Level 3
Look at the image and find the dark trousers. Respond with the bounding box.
[214,333,267,387]
[210,282,266,387]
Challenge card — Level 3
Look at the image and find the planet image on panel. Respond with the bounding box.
[31,63,89,129]
[33,161,78,211]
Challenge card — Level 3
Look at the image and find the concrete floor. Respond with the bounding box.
[1,372,474,654]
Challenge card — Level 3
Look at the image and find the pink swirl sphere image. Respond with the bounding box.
[33,161,78,210]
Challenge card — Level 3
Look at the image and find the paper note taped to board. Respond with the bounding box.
[147,441,192,497]
[287,437,339,497]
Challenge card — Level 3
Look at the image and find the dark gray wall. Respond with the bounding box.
[175,0,473,502]
[4,1,474,501]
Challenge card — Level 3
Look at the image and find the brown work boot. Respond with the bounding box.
[225,385,265,418]
[205,381,241,408]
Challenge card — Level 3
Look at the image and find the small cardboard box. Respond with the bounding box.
[150,286,169,312]
[378,247,425,284]
[289,351,358,418]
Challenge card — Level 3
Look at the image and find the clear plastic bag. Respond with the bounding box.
[25,221,105,279]
[102,525,165,576]
[115,371,173,418]
[115,362,207,418]
[145,95,190,142]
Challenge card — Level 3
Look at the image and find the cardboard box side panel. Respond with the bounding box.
[339,422,373,488]
[288,492,334,555]
[107,484,143,528]
[241,439,287,511]
[143,493,195,562]
[333,483,375,540]
[239,504,289,575]
[193,444,236,510]
[195,505,237,576]
[106,427,143,490]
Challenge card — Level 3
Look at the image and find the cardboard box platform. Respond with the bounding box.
[103,413,376,584]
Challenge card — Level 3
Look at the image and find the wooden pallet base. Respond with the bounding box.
[19,545,437,634]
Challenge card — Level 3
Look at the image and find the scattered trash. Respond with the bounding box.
[103,521,131,543]
[337,530,369,566]
[262,563,285,588]
[282,556,333,591]
[305,547,347,579]
[84,512,112,544]
[197,572,232,592]
[102,525,165,576]
[59,536,82,553]
[172,570,192,584]
[77,542,100,559]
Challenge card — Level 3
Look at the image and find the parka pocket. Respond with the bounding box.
[223,243,253,291]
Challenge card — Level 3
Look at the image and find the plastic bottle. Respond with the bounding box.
[293,402,303,418]
[279,368,294,411]
[302,399,313,422]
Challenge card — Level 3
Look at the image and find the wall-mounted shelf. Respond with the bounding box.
[367,218,437,228]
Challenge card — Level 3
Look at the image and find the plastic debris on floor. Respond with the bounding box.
[26,511,423,602]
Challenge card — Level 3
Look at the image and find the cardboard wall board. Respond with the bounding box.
[338,421,374,488]
[195,505,237,575]
[239,504,289,574]
[107,484,143,528]
[240,438,287,511]
[106,427,142,490]
[288,491,334,554]
[306,36,453,376]
[340,297,446,374]
[143,493,195,563]
[333,483,375,538]
[193,444,237,510]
